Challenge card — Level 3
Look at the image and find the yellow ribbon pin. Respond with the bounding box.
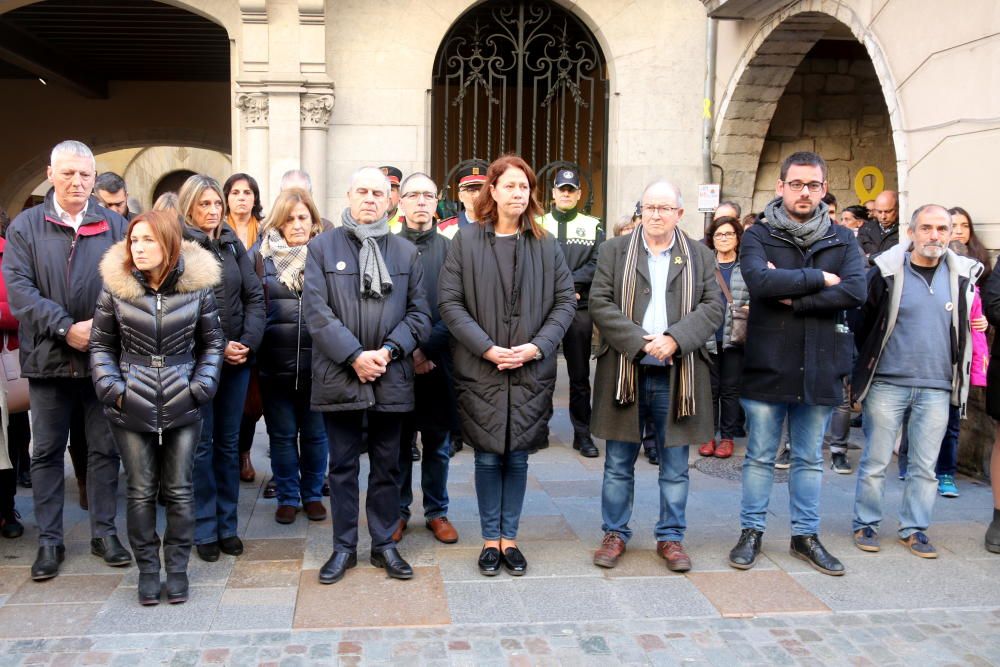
[674,256,683,265]
[702,98,712,120]
[854,166,885,203]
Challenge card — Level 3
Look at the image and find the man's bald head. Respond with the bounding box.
[873,190,898,228]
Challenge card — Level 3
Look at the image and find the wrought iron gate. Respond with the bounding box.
[432,1,609,216]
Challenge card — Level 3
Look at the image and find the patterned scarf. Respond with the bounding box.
[615,225,698,419]
[259,227,308,292]
[339,208,392,298]
[764,196,832,249]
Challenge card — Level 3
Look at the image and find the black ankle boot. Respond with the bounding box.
[165,572,189,604]
[728,528,763,570]
[790,534,845,576]
[138,573,161,606]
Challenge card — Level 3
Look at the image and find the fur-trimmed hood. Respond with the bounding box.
[100,240,222,301]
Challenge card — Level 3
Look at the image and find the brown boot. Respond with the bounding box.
[391,518,407,543]
[657,540,692,572]
[426,517,458,543]
[77,479,88,511]
[304,501,327,522]
[239,452,255,483]
[593,532,626,568]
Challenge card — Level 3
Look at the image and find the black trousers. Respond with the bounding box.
[709,348,744,440]
[29,378,121,545]
[68,403,88,482]
[325,410,402,554]
[112,422,200,574]
[562,306,594,439]
[0,412,29,515]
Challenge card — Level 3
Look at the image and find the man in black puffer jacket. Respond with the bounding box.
[3,141,130,581]
[304,166,431,585]
[392,172,460,546]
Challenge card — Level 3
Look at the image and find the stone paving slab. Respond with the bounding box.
[686,570,830,617]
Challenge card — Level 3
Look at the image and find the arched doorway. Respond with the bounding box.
[431,1,610,216]
[713,6,905,216]
[153,170,197,203]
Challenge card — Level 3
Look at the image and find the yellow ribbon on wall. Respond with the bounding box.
[854,166,884,203]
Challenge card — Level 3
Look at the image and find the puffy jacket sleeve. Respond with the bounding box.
[530,237,576,359]
[89,288,126,407]
[791,235,867,314]
[303,236,365,364]
[191,288,225,404]
[235,244,265,350]
[589,240,648,361]
[740,225,826,300]
[384,248,432,355]
[666,244,725,356]
[2,219,74,340]
[438,231,495,357]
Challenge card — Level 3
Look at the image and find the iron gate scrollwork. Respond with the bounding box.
[432,1,609,216]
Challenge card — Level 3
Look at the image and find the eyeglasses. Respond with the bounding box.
[401,191,438,201]
[783,180,825,193]
[713,232,737,239]
[641,205,680,217]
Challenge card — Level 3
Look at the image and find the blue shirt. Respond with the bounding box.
[640,231,675,366]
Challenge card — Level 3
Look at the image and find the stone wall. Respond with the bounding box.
[751,42,897,215]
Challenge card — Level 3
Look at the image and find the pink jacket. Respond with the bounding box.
[971,286,988,387]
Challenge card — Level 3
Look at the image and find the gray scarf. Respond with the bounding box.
[764,196,832,249]
[340,207,393,299]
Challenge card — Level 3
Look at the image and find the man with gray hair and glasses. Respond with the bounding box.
[3,140,131,580]
[850,204,981,559]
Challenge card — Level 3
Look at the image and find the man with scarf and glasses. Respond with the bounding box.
[304,166,432,585]
[589,180,723,573]
[729,151,865,577]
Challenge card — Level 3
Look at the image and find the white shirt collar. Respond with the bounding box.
[641,229,676,257]
[52,198,86,231]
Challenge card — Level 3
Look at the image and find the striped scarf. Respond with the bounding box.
[615,225,698,419]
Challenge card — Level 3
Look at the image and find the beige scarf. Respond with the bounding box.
[615,225,698,419]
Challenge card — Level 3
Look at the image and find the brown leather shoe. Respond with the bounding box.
[657,540,692,572]
[239,452,255,483]
[593,532,626,568]
[304,501,327,522]
[714,438,734,459]
[391,518,407,543]
[426,517,459,543]
[77,479,88,511]
[698,439,716,457]
[275,505,297,524]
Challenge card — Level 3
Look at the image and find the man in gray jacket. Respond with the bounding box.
[589,180,724,572]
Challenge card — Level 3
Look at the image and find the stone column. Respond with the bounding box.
[300,93,335,215]
[236,93,270,203]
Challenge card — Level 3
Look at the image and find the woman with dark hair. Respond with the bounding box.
[253,189,328,524]
[90,211,225,604]
[177,174,265,562]
[439,155,576,576]
[950,207,992,282]
[699,216,748,459]
[839,205,869,234]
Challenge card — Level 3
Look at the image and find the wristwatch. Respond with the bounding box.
[382,343,401,361]
[533,348,543,361]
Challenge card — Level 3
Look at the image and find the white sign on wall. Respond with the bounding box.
[697,184,720,212]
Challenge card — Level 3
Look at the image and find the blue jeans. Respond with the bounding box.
[398,412,450,521]
[740,398,833,535]
[261,381,328,507]
[853,381,949,538]
[194,364,251,545]
[602,368,689,542]
[474,449,529,540]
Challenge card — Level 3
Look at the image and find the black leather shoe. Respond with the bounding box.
[318,552,357,584]
[790,534,845,576]
[196,542,220,562]
[263,478,278,499]
[728,528,763,570]
[370,546,414,580]
[137,572,161,606]
[478,546,502,576]
[573,435,599,458]
[165,572,189,604]
[91,535,133,567]
[501,546,528,576]
[31,545,65,581]
[1,510,24,539]
[219,536,244,556]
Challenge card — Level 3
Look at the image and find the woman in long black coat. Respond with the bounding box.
[90,211,225,605]
[438,155,575,577]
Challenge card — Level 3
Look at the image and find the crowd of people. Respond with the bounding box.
[0,140,998,607]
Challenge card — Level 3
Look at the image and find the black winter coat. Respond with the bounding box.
[182,223,265,353]
[2,191,126,379]
[397,225,451,362]
[251,249,312,389]
[438,222,576,454]
[857,219,899,263]
[303,227,432,412]
[739,220,866,406]
[90,241,225,434]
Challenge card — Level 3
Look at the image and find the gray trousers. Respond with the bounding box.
[29,378,121,546]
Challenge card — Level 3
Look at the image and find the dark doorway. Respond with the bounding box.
[432,1,609,216]
[153,170,196,202]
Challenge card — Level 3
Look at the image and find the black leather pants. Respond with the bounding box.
[111,422,200,574]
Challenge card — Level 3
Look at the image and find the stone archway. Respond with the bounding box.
[713,1,906,214]
[124,146,233,212]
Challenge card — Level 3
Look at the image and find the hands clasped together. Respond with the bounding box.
[483,343,540,371]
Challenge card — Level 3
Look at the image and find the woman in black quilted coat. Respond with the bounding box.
[90,211,224,606]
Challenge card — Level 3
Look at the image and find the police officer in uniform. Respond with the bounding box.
[540,168,603,457]
[381,166,405,234]
[438,161,488,240]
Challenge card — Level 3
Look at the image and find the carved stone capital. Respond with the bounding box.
[300,93,335,128]
[236,93,269,127]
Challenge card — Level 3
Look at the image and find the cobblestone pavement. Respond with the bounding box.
[1,362,998,664]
